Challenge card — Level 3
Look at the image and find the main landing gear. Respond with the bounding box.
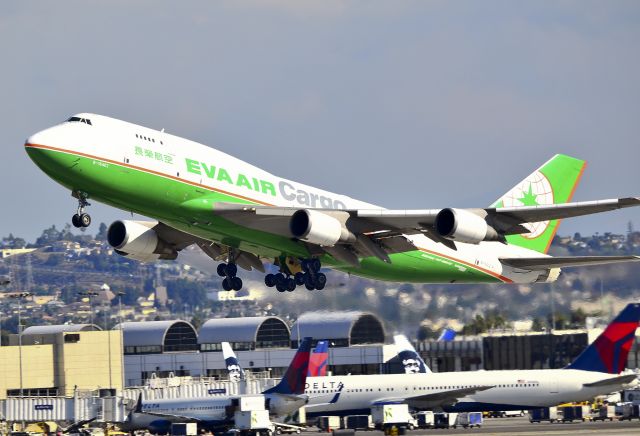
[71,193,91,228]
[264,258,326,293]
[217,262,243,291]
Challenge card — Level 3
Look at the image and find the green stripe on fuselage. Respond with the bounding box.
[26,146,501,284]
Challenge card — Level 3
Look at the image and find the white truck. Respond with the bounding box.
[235,410,274,436]
[370,404,416,430]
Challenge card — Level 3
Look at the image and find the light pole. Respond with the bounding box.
[78,291,99,326]
[8,292,32,397]
[116,291,125,391]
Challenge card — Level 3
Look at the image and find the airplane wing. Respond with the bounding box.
[377,385,494,409]
[500,256,640,270]
[583,374,638,388]
[211,197,640,264]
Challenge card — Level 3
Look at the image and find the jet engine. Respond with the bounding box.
[107,220,178,262]
[434,208,500,244]
[266,393,308,416]
[289,209,355,246]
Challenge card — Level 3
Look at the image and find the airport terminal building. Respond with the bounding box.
[1,310,640,400]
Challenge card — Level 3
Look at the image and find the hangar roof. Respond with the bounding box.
[116,320,198,351]
[199,316,290,348]
[290,311,385,346]
[22,324,102,335]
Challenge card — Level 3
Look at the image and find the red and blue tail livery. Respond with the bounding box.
[567,303,640,374]
[264,337,312,395]
[308,340,329,377]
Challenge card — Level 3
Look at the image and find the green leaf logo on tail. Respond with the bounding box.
[492,154,586,254]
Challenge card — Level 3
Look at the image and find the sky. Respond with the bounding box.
[1,1,639,242]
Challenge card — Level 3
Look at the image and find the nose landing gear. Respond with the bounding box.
[71,193,91,228]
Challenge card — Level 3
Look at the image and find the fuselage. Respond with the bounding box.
[303,369,630,415]
[25,113,555,284]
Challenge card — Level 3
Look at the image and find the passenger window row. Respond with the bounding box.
[136,133,163,145]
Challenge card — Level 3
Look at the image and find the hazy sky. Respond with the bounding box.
[1,1,639,242]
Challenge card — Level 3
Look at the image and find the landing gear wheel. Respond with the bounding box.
[79,213,91,228]
[310,258,321,273]
[294,272,305,286]
[304,274,315,290]
[231,277,243,291]
[222,278,232,291]
[315,273,327,289]
[286,278,296,292]
[217,263,227,277]
[72,214,82,228]
[276,283,286,293]
[265,273,276,287]
[225,263,237,277]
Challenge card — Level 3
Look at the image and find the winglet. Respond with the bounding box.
[567,303,640,373]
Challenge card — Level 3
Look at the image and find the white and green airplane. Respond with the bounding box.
[25,113,640,292]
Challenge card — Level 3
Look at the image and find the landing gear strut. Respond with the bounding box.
[71,193,91,228]
[217,262,243,291]
[264,258,326,292]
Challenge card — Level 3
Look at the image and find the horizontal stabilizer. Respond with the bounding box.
[500,256,640,270]
[583,374,638,388]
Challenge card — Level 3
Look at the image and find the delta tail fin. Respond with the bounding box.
[222,341,245,382]
[308,340,329,377]
[393,334,431,374]
[263,337,312,395]
[491,154,586,254]
[566,303,640,373]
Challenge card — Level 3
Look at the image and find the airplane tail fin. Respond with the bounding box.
[491,154,586,254]
[308,340,329,377]
[393,334,431,374]
[566,303,640,373]
[222,341,245,382]
[263,337,312,395]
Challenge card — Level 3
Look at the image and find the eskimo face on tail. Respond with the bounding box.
[398,350,427,374]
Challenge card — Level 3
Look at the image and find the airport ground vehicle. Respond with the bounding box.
[371,405,416,430]
[529,407,559,423]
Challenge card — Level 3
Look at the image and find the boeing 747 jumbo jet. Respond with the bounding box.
[25,114,640,291]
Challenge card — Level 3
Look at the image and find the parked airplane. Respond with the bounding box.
[301,303,640,415]
[123,337,312,433]
[26,114,640,291]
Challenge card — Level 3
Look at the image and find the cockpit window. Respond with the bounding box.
[66,116,92,125]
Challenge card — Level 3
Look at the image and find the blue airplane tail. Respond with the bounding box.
[308,340,329,377]
[566,303,640,373]
[437,327,457,342]
[264,337,312,394]
[222,342,245,381]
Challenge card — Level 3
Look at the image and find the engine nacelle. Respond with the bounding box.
[107,220,177,262]
[266,393,308,416]
[289,209,354,246]
[435,208,499,244]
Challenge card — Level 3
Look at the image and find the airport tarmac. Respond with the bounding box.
[306,416,640,435]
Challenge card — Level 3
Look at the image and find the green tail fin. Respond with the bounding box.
[491,154,586,254]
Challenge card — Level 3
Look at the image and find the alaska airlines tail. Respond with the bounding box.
[393,334,431,374]
[437,327,457,342]
[222,342,245,382]
[492,154,586,254]
[308,340,329,377]
[566,303,640,373]
[263,337,312,395]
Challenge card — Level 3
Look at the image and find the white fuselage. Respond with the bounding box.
[304,369,630,414]
[27,113,553,283]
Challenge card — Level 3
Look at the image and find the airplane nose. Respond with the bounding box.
[25,129,48,147]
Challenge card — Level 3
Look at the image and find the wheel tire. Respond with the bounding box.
[276,283,286,293]
[222,277,232,291]
[217,263,227,277]
[72,214,82,228]
[315,281,325,290]
[304,274,315,290]
[264,273,276,287]
[226,263,237,277]
[80,213,91,227]
[310,258,321,272]
[275,273,286,287]
[294,272,305,285]
[316,273,327,287]
[232,277,243,291]
[301,259,310,273]
[286,278,296,292]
